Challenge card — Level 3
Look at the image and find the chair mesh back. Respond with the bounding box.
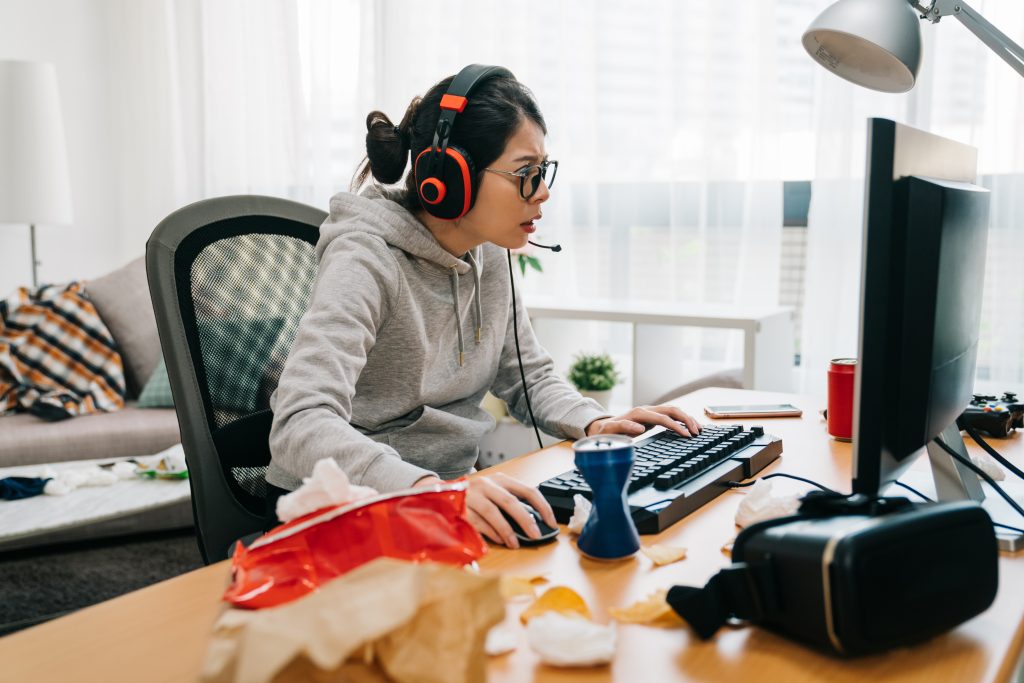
[189,231,317,501]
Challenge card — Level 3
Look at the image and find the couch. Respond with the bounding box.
[0,257,191,548]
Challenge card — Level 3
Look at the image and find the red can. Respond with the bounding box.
[827,358,857,441]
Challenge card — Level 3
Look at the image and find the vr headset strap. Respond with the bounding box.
[666,559,777,639]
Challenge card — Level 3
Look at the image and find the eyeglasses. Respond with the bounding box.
[483,160,558,199]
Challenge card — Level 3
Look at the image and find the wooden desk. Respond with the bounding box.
[3,388,1023,683]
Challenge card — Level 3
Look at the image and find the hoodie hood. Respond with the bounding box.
[321,186,483,365]
[318,185,472,276]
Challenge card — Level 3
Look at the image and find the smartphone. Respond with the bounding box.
[704,403,803,419]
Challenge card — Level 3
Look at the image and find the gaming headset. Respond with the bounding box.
[415,64,561,450]
[413,64,514,220]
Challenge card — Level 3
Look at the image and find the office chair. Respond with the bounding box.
[146,196,326,564]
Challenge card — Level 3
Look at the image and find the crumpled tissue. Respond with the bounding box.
[276,457,378,523]
[526,612,616,667]
[109,461,138,479]
[134,443,188,475]
[203,557,505,683]
[484,624,517,656]
[971,453,1006,481]
[567,494,592,534]
[42,465,119,495]
[734,478,800,528]
[41,444,186,495]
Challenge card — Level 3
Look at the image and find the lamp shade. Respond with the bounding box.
[802,0,922,93]
[0,60,73,225]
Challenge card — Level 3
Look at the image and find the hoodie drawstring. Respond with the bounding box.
[449,267,465,366]
[465,249,483,345]
[450,251,484,367]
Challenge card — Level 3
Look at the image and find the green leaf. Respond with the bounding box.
[526,256,543,273]
[566,352,622,391]
[517,253,528,276]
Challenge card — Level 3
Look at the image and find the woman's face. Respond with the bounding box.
[459,118,550,250]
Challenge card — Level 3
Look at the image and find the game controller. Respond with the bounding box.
[957,392,1024,438]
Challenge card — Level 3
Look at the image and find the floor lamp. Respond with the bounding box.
[0,60,73,289]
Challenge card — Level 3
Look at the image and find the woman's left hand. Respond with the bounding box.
[585,404,701,438]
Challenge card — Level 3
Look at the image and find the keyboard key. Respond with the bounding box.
[654,474,675,490]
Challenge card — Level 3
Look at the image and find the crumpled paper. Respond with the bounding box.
[971,453,1006,481]
[526,612,616,667]
[567,494,592,534]
[734,478,800,528]
[276,457,378,523]
[203,557,504,683]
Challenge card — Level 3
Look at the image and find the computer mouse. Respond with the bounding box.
[501,500,560,547]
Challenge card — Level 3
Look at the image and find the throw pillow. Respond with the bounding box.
[199,316,287,414]
[137,357,174,408]
[137,317,288,413]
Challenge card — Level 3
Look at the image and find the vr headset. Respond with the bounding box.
[667,494,999,656]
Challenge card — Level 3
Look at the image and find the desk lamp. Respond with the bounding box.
[802,0,1024,93]
[0,60,73,288]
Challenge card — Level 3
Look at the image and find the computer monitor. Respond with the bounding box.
[851,118,1022,550]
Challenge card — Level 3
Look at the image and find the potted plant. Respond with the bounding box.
[567,352,621,410]
[511,243,543,276]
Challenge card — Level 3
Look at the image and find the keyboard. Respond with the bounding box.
[540,424,783,534]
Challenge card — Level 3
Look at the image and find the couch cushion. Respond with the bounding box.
[84,257,160,399]
[0,402,180,467]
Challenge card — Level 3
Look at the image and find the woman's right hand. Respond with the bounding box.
[413,472,556,549]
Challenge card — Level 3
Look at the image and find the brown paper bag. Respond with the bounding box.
[202,557,504,683]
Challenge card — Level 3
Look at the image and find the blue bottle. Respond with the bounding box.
[574,435,641,560]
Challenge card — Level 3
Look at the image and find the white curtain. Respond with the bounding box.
[118,0,1023,400]
[198,0,371,203]
[85,0,202,268]
[190,0,789,407]
[800,0,1024,399]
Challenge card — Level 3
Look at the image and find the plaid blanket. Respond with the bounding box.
[0,282,126,420]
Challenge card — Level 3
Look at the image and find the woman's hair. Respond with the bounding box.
[351,72,547,211]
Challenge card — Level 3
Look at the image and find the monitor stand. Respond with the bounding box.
[884,423,1024,553]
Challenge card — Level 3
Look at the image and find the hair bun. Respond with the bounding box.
[364,111,409,184]
[394,125,412,150]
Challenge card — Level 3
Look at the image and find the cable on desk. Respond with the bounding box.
[894,477,1024,535]
[725,472,838,494]
[963,423,1024,482]
[934,436,1024,525]
[892,480,933,502]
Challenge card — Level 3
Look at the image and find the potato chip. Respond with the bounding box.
[519,586,592,624]
[608,589,684,626]
[499,574,548,601]
[640,544,687,566]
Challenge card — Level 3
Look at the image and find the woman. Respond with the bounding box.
[267,66,701,548]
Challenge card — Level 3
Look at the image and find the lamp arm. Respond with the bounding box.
[918,0,1024,78]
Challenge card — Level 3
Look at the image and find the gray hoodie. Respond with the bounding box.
[266,186,610,493]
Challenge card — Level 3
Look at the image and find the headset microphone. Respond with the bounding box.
[528,240,562,252]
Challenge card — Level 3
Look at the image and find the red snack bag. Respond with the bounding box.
[224,479,487,609]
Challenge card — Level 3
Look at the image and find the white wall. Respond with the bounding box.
[0,0,202,295]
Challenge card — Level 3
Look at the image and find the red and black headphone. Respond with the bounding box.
[414,64,514,220]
